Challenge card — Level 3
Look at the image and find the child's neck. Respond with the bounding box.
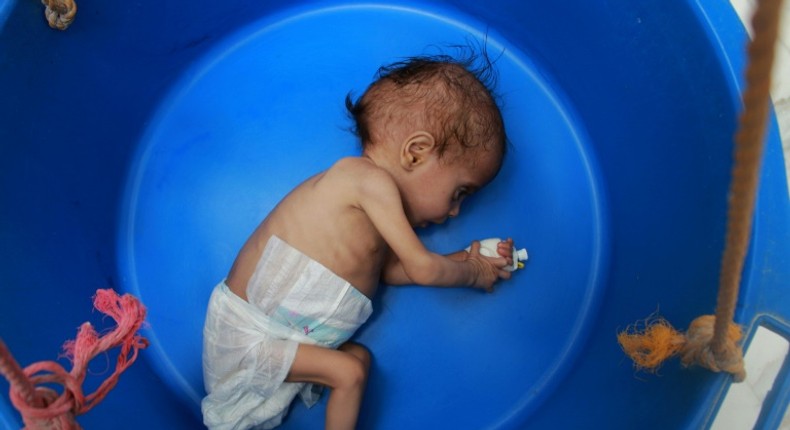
[361,147,405,185]
[361,146,388,169]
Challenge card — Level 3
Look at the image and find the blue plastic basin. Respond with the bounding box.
[1,1,788,428]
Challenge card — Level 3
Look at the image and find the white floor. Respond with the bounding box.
[713,2,790,429]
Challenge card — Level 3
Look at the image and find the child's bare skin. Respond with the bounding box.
[225,140,511,429]
[204,55,515,430]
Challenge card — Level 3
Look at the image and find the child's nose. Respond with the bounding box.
[448,204,460,218]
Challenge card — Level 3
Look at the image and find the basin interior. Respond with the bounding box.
[120,5,606,428]
[4,0,789,428]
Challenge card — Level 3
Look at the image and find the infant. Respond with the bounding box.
[202,52,515,430]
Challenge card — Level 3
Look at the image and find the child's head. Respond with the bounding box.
[346,52,507,170]
[347,51,508,226]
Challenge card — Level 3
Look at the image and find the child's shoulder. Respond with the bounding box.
[327,156,398,195]
[329,156,389,180]
[331,156,378,171]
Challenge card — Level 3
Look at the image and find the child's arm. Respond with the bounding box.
[382,240,514,288]
[356,164,509,291]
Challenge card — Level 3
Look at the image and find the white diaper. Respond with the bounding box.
[202,235,373,430]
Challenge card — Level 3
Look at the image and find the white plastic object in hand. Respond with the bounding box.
[466,238,528,272]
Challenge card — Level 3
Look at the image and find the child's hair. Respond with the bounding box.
[346,49,507,163]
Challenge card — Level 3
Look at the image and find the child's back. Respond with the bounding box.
[227,156,396,300]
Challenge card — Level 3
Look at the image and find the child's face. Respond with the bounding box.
[405,150,501,228]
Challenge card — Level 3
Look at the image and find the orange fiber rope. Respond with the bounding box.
[0,289,148,429]
[712,0,782,358]
[618,0,783,382]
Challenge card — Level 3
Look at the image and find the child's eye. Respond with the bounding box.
[453,189,469,202]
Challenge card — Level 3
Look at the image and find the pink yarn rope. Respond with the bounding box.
[0,289,148,429]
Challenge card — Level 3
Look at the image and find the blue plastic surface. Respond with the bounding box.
[1,0,788,429]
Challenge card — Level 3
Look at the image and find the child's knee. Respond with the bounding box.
[335,352,368,390]
[340,343,372,372]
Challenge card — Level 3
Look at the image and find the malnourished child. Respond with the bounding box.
[202,52,516,430]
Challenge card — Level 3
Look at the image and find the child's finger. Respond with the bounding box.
[486,256,508,268]
[496,241,512,255]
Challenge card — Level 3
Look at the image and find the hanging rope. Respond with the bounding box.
[0,289,148,429]
[617,0,784,382]
[41,0,76,30]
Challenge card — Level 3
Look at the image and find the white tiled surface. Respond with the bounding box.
[711,327,790,429]
[717,2,790,428]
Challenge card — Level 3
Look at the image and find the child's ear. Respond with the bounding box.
[400,131,436,170]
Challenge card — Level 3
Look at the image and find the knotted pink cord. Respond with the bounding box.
[0,289,148,429]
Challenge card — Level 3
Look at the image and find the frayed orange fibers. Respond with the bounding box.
[617,317,686,371]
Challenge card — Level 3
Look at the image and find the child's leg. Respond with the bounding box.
[338,342,371,373]
[286,342,371,430]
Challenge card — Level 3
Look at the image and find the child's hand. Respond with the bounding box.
[466,240,512,292]
[496,238,515,267]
